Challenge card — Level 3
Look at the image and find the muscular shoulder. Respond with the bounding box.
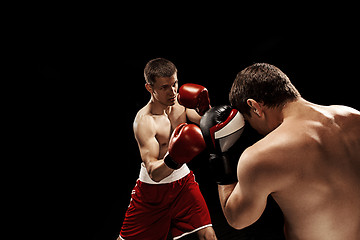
[133,107,156,139]
[330,105,360,116]
[238,130,301,193]
[241,128,300,163]
[329,105,360,152]
[330,105,360,129]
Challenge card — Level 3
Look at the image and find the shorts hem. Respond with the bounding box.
[173,224,213,240]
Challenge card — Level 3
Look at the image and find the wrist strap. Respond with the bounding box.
[164,153,181,170]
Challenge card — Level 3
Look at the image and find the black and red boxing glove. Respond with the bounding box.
[164,123,206,169]
[177,83,211,116]
[200,105,246,185]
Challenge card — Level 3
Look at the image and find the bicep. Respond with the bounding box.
[224,179,268,229]
[134,116,173,181]
[134,118,160,163]
[137,135,160,163]
[222,153,270,229]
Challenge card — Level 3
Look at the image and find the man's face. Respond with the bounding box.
[151,73,178,106]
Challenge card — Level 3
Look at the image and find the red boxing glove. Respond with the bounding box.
[164,123,206,169]
[177,83,211,116]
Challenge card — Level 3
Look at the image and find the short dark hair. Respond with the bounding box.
[144,58,177,85]
[229,63,300,116]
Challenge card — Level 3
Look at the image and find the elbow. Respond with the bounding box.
[226,219,248,230]
[224,214,246,230]
[226,217,253,230]
[223,208,254,230]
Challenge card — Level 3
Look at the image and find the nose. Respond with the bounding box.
[171,86,177,95]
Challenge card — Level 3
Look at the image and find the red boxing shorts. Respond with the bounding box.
[119,164,212,240]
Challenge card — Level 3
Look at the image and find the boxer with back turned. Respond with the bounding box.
[118,58,217,240]
[201,63,360,240]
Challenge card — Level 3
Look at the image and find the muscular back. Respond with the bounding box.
[268,104,360,240]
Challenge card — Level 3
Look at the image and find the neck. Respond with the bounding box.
[265,98,306,131]
[281,97,310,119]
[149,97,171,115]
[263,105,284,131]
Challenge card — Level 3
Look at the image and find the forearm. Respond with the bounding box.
[146,159,174,182]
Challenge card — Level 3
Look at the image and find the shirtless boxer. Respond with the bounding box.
[201,63,360,240]
[118,58,217,240]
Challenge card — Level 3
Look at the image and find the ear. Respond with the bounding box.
[145,83,153,93]
[246,99,262,117]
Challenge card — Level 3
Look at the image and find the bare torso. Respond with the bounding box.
[262,102,360,239]
[134,101,188,159]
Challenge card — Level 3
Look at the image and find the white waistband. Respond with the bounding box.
[139,162,190,184]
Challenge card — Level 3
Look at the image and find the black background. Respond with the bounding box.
[25,5,359,240]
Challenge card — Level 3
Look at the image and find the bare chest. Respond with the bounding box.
[153,108,187,154]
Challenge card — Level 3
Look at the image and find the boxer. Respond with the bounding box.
[202,63,360,240]
[118,58,216,240]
